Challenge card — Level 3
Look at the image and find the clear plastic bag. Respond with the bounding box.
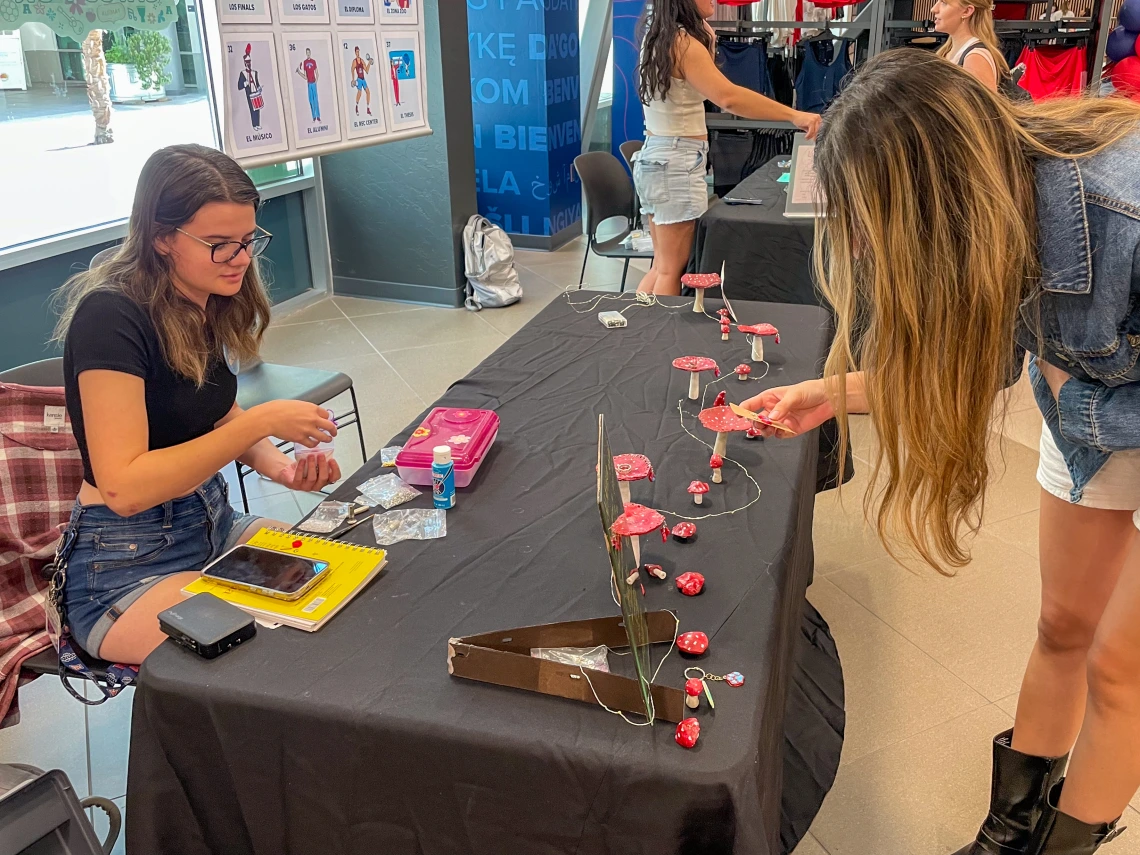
[530,646,610,673]
[357,473,421,510]
[296,501,351,533]
[380,446,402,467]
[372,508,447,545]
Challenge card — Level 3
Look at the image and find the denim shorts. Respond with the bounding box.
[632,136,710,226]
[59,473,261,658]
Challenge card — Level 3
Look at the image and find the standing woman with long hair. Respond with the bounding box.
[744,50,1140,854]
[52,144,341,666]
[632,0,820,297]
[933,0,1008,90]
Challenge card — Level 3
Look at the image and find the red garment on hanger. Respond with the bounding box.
[807,0,856,9]
[1016,45,1087,99]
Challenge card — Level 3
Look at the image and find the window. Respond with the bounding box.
[0,3,215,252]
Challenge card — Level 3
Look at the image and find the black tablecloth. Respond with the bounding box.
[126,295,845,855]
[692,158,816,306]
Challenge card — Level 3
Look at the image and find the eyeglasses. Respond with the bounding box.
[175,227,273,263]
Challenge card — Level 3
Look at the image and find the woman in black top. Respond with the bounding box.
[53,144,340,665]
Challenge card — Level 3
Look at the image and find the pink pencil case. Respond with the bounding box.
[395,407,499,488]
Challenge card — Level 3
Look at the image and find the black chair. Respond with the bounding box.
[618,139,645,230]
[573,151,654,293]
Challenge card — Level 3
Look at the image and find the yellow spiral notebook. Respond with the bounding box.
[182,528,387,632]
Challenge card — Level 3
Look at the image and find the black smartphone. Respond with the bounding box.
[202,544,330,601]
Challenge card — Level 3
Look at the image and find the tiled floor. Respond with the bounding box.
[6,237,1136,853]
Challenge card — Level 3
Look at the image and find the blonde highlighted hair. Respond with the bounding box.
[814,50,1140,572]
[935,0,1010,78]
[53,144,271,386]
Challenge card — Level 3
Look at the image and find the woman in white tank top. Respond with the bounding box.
[932,0,1009,91]
[631,0,820,297]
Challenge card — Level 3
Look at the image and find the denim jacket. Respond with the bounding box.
[1016,130,1140,501]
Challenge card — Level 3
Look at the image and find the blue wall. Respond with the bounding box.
[468,0,581,244]
[612,0,645,160]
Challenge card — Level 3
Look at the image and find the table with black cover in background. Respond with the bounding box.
[125,293,845,855]
[692,157,817,306]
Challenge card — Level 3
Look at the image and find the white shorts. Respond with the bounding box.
[1037,420,1140,530]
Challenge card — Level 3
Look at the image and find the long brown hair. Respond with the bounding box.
[814,49,1140,572]
[935,0,1010,78]
[637,0,714,105]
[53,144,271,386]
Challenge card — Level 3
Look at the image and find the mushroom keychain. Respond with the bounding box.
[684,667,717,709]
[672,356,720,401]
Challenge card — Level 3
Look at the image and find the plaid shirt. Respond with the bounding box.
[0,380,83,727]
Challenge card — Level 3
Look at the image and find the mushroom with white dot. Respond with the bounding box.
[710,453,723,484]
[610,502,668,574]
[680,272,721,314]
[735,363,751,382]
[672,356,720,401]
[736,323,780,362]
[610,453,654,506]
[698,404,753,458]
[688,481,709,505]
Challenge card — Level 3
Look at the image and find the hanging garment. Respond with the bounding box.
[769,52,796,105]
[1016,44,1087,98]
[794,39,853,113]
[717,39,776,98]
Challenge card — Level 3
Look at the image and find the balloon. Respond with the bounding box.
[1111,55,1140,97]
[1108,25,1138,62]
[1120,0,1140,33]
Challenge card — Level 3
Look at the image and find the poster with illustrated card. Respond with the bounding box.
[219,0,272,25]
[281,32,342,147]
[381,29,425,130]
[334,0,373,24]
[223,35,289,157]
[277,0,329,24]
[337,32,388,139]
[378,0,416,24]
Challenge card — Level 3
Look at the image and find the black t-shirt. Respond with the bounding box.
[63,290,238,488]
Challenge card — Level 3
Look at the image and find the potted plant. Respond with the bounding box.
[106,30,172,103]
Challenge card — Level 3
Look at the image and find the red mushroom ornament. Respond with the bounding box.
[685,678,703,710]
[735,364,751,382]
[675,717,701,749]
[698,405,753,458]
[745,425,764,441]
[713,390,726,408]
[720,321,731,342]
[645,563,667,580]
[737,323,780,362]
[611,503,667,572]
[688,480,710,505]
[676,571,705,596]
[680,272,721,315]
[672,521,697,543]
[672,356,720,401]
[710,453,724,484]
[678,631,709,658]
[611,453,654,506]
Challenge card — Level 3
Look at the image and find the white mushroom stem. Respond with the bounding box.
[751,337,764,362]
[619,481,631,506]
[714,431,728,458]
[712,469,722,484]
[626,569,640,586]
[693,290,705,314]
[721,329,729,341]
[688,372,700,400]
[737,373,748,381]
[631,535,641,568]
[693,493,703,506]
[686,695,700,709]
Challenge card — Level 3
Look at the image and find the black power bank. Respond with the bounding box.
[158,593,256,659]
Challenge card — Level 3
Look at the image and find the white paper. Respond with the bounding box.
[337,31,388,139]
[790,143,819,206]
[218,0,272,24]
[277,0,330,25]
[334,0,373,23]
[381,29,426,130]
[280,32,343,148]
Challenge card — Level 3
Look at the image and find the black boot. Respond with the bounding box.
[1028,782,1125,854]
[952,729,1069,855]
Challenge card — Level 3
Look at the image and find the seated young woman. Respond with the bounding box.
[53,143,340,666]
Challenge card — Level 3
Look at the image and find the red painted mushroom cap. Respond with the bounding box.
[735,363,751,376]
[680,273,721,290]
[687,481,709,495]
[717,308,730,317]
[685,677,704,697]
[709,454,723,470]
[677,631,709,655]
[672,521,697,539]
[737,323,780,343]
[612,453,654,483]
[676,571,705,596]
[672,356,720,374]
[610,502,666,537]
[698,406,753,433]
[713,390,726,407]
[675,717,701,748]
